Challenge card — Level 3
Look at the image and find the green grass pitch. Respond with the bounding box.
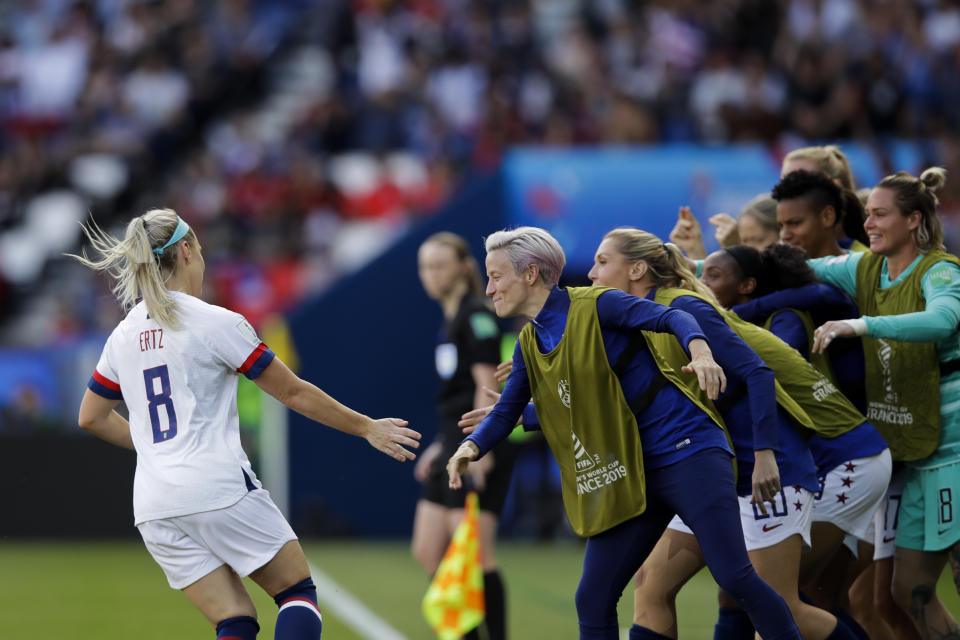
[2,540,959,639]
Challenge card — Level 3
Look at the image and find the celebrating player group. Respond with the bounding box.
[74,144,960,640]
[449,146,960,640]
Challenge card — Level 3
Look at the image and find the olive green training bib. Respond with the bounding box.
[856,250,960,461]
[518,286,724,538]
[648,288,865,438]
[763,309,837,388]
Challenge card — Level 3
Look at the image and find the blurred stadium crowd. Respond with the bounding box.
[2,0,960,348]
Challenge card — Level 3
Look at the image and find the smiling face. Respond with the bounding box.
[700,251,750,307]
[864,187,919,255]
[587,237,635,292]
[485,249,530,318]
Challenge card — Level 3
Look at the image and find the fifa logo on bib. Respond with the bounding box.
[571,432,596,471]
[877,339,898,404]
[558,379,571,408]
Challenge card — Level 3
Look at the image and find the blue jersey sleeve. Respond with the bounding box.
[671,296,779,452]
[733,283,855,323]
[520,403,540,431]
[864,261,960,342]
[768,310,809,359]
[465,342,531,456]
[808,253,862,297]
[596,289,707,354]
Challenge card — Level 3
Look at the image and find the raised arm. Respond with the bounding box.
[669,206,707,259]
[254,357,421,462]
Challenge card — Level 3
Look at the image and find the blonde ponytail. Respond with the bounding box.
[784,145,856,190]
[876,168,946,252]
[69,208,195,329]
[604,228,721,305]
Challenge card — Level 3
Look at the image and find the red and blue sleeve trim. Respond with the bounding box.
[88,370,123,400]
[237,342,275,380]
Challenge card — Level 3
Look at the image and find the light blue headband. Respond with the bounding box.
[152,217,190,255]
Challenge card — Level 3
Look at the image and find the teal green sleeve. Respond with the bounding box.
[807,252,861,297]
[863,261,960,342]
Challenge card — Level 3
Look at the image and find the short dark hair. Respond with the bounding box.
[773,169,868,244]
[723,243,816,299]
[771,169,844,223]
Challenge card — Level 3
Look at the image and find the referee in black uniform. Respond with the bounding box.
[413,232,516,640]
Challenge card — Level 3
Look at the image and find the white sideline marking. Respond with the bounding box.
[308,561,408,640]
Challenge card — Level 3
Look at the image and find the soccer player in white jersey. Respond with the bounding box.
[73,208,421,640]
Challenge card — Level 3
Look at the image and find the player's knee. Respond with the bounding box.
[846,579,871,613]
[410,539,440,574]
[574,580,601,620]
[711,563,758,603]
[889,571,922,612]
[717,587,739,609]
[896,577,939,620]
[634,567,677,604]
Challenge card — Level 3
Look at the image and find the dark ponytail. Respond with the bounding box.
[839,189,868,246]
[756,244,816,296]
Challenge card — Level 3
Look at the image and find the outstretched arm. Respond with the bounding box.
[813,261,960,352]
[598,290,726,399]
[733,283,855,324]
[254,357,421,462]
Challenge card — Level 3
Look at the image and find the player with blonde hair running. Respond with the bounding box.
[74,208,420,640]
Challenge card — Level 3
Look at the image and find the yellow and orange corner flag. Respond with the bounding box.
[422,491,485,639]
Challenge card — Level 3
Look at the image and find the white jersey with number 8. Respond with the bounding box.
[88,291,275,525]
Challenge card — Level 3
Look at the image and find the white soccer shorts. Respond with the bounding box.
[812,450,892,543]
[862,470,906,560]
[738,487,814,551]
[138,488,297,589]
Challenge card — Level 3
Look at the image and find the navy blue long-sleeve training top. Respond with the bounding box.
[659,292,818,494]
[758,306,889,475]
[465,287,731,469]
[734,282,866,412]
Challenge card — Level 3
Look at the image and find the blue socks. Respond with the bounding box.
[273,577,323,639]
[629,624,673,639]
[214,578,324,640]
[713,606,754,640]
[217,616,259,640]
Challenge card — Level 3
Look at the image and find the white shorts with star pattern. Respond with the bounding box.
[737,487,815,551]
[812,450,892,544]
